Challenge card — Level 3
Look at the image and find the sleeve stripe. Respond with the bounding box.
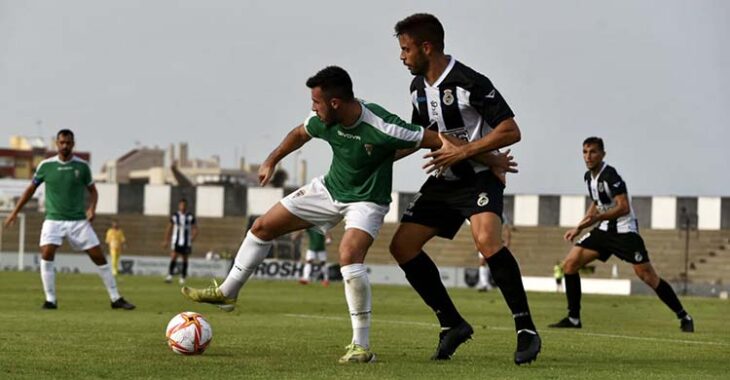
[303,112,316,137]
[363,109,424,143]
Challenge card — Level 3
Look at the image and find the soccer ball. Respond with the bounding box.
[165,312,213,355]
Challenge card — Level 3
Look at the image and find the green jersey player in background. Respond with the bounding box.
[3,129,135,310]
[181,66,515,363]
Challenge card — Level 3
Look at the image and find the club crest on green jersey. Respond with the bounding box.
[364,144,373,156]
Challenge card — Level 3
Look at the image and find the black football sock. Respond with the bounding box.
[486,247,537,332]
[399,251,465,328]
[653,278,687,318]
[168,259,176,276]
[181,260,189,279]
[564,273,582,320]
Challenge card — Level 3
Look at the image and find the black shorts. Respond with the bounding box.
[575,228,649,264]
[173,245,192,255]
[400,170,504,239]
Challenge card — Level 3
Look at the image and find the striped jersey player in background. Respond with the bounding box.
[550,137,694,332]
[163,198,198,285]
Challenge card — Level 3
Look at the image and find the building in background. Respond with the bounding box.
[0,135,91,180]
[96,142,275,187]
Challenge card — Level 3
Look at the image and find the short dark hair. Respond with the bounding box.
[305,66,354,101]
[57,129,74,139]
[394,13,445,52]
[583,136,605,151]
[179,198,187,204]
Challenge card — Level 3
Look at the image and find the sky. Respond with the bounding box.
[1,0,729,196]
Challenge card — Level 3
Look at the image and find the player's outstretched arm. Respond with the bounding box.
[423,118,521,172]
[3,182,38,227]
[565,203,599,241]
[594,194,630,221]
[420,130,517,179]
[394,148,419,161]
[259,125,312,186]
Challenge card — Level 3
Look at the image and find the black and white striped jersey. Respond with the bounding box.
[410,56,514,181]
[585,163,638,233]
[170,212,196,247]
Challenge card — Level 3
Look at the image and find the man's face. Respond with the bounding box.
[178,201,187,212]
[583,143,605,171]
[311,87,338,126]
[398,34,429,76]
[112,221,118,229]
[56,134,74,157]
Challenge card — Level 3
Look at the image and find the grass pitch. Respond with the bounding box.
[1,271,728,379]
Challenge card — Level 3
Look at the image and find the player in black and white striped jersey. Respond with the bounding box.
[550,137,694,332]
[163,199,198,285]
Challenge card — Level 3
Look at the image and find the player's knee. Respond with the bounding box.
[634,267,658,285]
[389,238,416,258]
[563,257,580,274]
[473,233,502,257]
[250,217,275,241]
[339,246,366,265]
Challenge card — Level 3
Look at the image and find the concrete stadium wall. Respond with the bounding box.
[91,183,730,230]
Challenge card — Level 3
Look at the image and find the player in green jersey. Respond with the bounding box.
[181,66,514,363]
[294,227,333,286]
[4,129,135,310]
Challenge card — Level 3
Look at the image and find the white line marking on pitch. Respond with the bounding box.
[283,313,730,347]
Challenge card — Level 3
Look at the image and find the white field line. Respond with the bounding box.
[283,313,730,347]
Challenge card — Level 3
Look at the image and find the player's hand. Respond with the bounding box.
[423,133,468,174]
[258,161,276,186]
[564,228,581,242]
[86,209,96,222]
[3,213,17,228]
[490,150,518,185]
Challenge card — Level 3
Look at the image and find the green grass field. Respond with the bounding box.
[1,272,728,379]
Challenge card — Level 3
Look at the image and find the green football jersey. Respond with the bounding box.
[306,228,326,251]
[33,156,93,221]
[304,101,424,204]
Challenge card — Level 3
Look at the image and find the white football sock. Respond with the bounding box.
[478,266,489,288]
[341,263,371,348]
[40,259,56,303]
[97,263,121,301]
[219,231,272,298]
[302,262,312,281]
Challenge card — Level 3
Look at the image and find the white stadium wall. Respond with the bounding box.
[698,197,722,230]
[514,195,539,226]
[651,196,677,229]
[51,181,730,230]
[247,187,284,216]
[559,195,586,227]
[144,185,171,216]
[95,183,118,214]
[195,186,225,218]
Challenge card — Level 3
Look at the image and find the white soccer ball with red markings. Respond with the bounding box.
[165,312,213,355]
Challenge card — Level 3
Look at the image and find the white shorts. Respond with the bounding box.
[280,176,390,239]
[305,249,327,262]
[40,220,101,251]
